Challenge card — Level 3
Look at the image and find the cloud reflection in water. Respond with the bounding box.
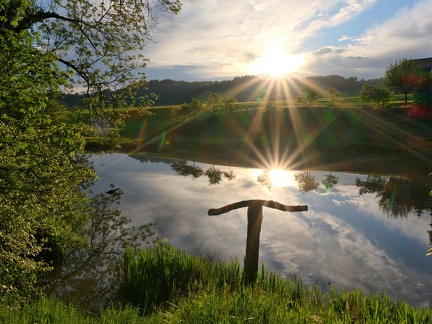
[91,153,432,307]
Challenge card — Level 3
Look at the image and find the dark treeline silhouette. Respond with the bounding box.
[60,75,375,108]
[170,160,236,185]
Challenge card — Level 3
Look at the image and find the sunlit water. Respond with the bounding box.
[91,153,432,307]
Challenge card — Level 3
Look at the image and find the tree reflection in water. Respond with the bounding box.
[46,184,157,312]
[322,172,339,190]
[355,173,432,257]
[294,171,319,194]
[257,170,273,190]
[171,160,236,185]
[255,168,432,254]
[355,174,431,218]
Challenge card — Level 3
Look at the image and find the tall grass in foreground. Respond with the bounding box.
[118,242,243,316]
[118,242,431,323]
[1,242,431,323]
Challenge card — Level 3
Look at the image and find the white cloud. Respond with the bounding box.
[310,0,432,78]
[346,1,432,58]
[144,0,381,79]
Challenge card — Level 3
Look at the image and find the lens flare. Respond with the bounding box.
[158,131,167,151]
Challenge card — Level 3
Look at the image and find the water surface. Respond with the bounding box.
[91,153,432,307]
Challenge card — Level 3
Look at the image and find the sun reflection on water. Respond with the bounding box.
[255,168,297,189]
[268,169,296,187]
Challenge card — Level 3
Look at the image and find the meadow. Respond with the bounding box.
[116,97,432,175]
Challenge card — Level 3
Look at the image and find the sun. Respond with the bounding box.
[248,41,305,77]
[268,169,296,187]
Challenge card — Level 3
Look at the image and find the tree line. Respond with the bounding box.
[61,75,371,107]
[61,59,432,116]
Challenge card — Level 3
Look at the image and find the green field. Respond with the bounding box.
[117,101,432,174]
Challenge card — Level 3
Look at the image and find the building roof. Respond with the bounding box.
[411,57,432,72]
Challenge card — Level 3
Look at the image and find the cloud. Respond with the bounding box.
[320,0,432,77]
[142,0,432,82]
[91,154,432,306]
[144,0,381,80]
[295,0,377,34]
[312,46,346,56]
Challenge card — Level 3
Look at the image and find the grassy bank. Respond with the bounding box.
[119,104,432,174]
[2,243,431,323]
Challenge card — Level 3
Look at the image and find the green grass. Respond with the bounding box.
[117,243,432,323]
[87,95,431,168]
[117,103,432,175]
[3,243,430,323]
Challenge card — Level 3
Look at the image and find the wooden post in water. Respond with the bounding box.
[208,200,308,284]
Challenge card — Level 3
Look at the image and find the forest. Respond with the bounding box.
[61,74,381,107]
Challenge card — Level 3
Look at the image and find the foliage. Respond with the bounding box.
[385,58,427,103]
[355,175,429,219]
[296,87,319,107]
[46,185,157,311]
[223,96,238,112]
[206,92,224,114]
[25,0,180,95]
[359,82,392,109]
[326,87,342,107]
[305,75,364,97]
[170,97,203,120]
[0,26,97,305]
[265,89,277,110]
[63,75,370,107]
[412,71,432,113]
[2,0,181,139]
[0,0,181,305]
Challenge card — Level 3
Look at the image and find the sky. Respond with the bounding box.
[141,0,432,82]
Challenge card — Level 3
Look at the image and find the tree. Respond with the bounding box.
[359,83,392,109]
[206,92,224,114]
[2,0,181,133]
[296,87,319,107]
[412,71,432,113]
[0,0,181,304]
[171,97,203,120]
[265,89,277,111]
[385,58,427,103]
[223,96,238,113]
[0,28,97,304]
[47,186,157,311]
[326,87,342,107]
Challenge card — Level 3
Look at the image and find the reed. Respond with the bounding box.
[1,243,431,323]
[118,243,431,323]
[117,242,242,316]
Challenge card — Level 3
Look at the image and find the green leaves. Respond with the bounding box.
[359,83,392,109]
[385,58,428,103]
[0,27,97,304]
[0,0,182,305]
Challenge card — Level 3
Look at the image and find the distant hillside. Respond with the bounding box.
[60,75,381,108]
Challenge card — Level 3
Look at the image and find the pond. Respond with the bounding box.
[90,153,432,307]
